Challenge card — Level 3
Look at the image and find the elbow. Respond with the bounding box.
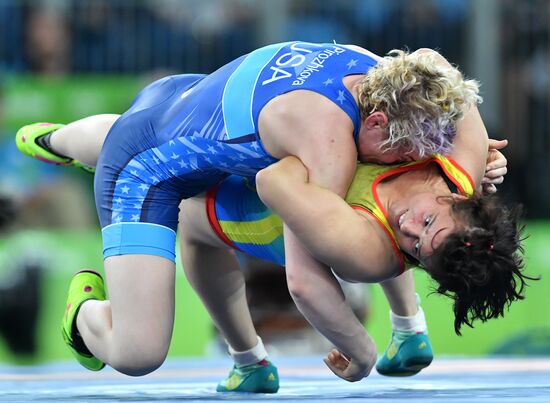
[416,47,437,54]
[286,271,317,305]
[415,48,442,59]
[286,274,304,299]
[256,158,307,206]
[255,166,279,207]
[255,165,276,190]
[414,48,451,68]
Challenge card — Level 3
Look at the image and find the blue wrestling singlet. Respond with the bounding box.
[96,41,379,261]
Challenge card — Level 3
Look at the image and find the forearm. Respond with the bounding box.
[293,284,374,362]
[256,158,343,261]
[456,105,489,187]
[256,157,351,260]
[413,48,489,185]
[284,227,375,363]
[257,157,391,280]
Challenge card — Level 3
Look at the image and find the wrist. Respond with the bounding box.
[347,332,377,364]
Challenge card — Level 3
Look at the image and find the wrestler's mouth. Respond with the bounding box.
[397,210,408,230]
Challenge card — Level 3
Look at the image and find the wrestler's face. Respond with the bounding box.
[357,113,421,163]
[390,193,463,264]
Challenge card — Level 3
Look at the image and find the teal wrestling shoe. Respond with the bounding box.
[376,331,433,376]
[15,122,95,173]
[217,359,279,393]
[61,270,106,371]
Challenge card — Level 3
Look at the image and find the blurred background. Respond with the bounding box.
[0,0,549,364]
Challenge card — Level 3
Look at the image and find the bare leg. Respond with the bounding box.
[379,271,419,317]
[76,254,175,376]
[376,270,432,376]
[179,197,279,392]
[178,196,259,353]
[50,114,119,166]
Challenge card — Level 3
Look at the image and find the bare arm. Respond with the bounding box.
[451,104,489,188]
[256,157,399,283]
[413,48,489,187]
[283,227,377,381]
[257,94,381,380]
[257,157,399,380]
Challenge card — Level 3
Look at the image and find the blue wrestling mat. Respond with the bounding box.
[1,357,550,402]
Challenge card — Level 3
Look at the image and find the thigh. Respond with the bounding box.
[179,195,227,249]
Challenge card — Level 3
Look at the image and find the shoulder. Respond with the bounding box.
[260,90,355,134]
[341,45,383,62]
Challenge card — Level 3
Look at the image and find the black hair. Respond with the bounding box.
[426,194,538,335]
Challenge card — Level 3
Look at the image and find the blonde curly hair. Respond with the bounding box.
[357,49,482,157]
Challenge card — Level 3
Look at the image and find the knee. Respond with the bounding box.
[109,340,169,376]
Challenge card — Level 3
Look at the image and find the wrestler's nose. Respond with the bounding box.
[400,218,422,237]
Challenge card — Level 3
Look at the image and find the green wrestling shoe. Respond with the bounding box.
[61,270,106,371]
[15,122,95,173]
[217,359,279,393]
[376,331,433,377]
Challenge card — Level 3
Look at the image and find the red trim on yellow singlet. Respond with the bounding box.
[440,155,475,195]
[351,205,405,275]
[369,157,474,270]
[371,159,435,233]
[205,183,241,251]
[372,157,474,223]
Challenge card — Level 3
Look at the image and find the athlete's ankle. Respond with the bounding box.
[36,131,69,159]
[390,294,427,334]
[228,336,268,367]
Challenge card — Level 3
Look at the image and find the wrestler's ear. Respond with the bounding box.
[364,111,388,129]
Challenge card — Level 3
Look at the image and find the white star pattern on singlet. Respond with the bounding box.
[347,59,358,69]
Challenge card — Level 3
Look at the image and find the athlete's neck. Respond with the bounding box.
[343,74,365,104]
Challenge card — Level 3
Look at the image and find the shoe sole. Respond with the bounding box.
[378,356,433,377]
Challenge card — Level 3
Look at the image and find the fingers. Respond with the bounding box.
[323,357,366,382]
[484,139,508,195]
[486,160,507,171]
[326,349,350,372]
[483,176,504,186]
[488,138,508,150]
[324,356,350,380]
[483,165,506,195]
[482,183,497,194]
[484,166,507,181]
[323,349,371,382]
[485,150,507,171]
